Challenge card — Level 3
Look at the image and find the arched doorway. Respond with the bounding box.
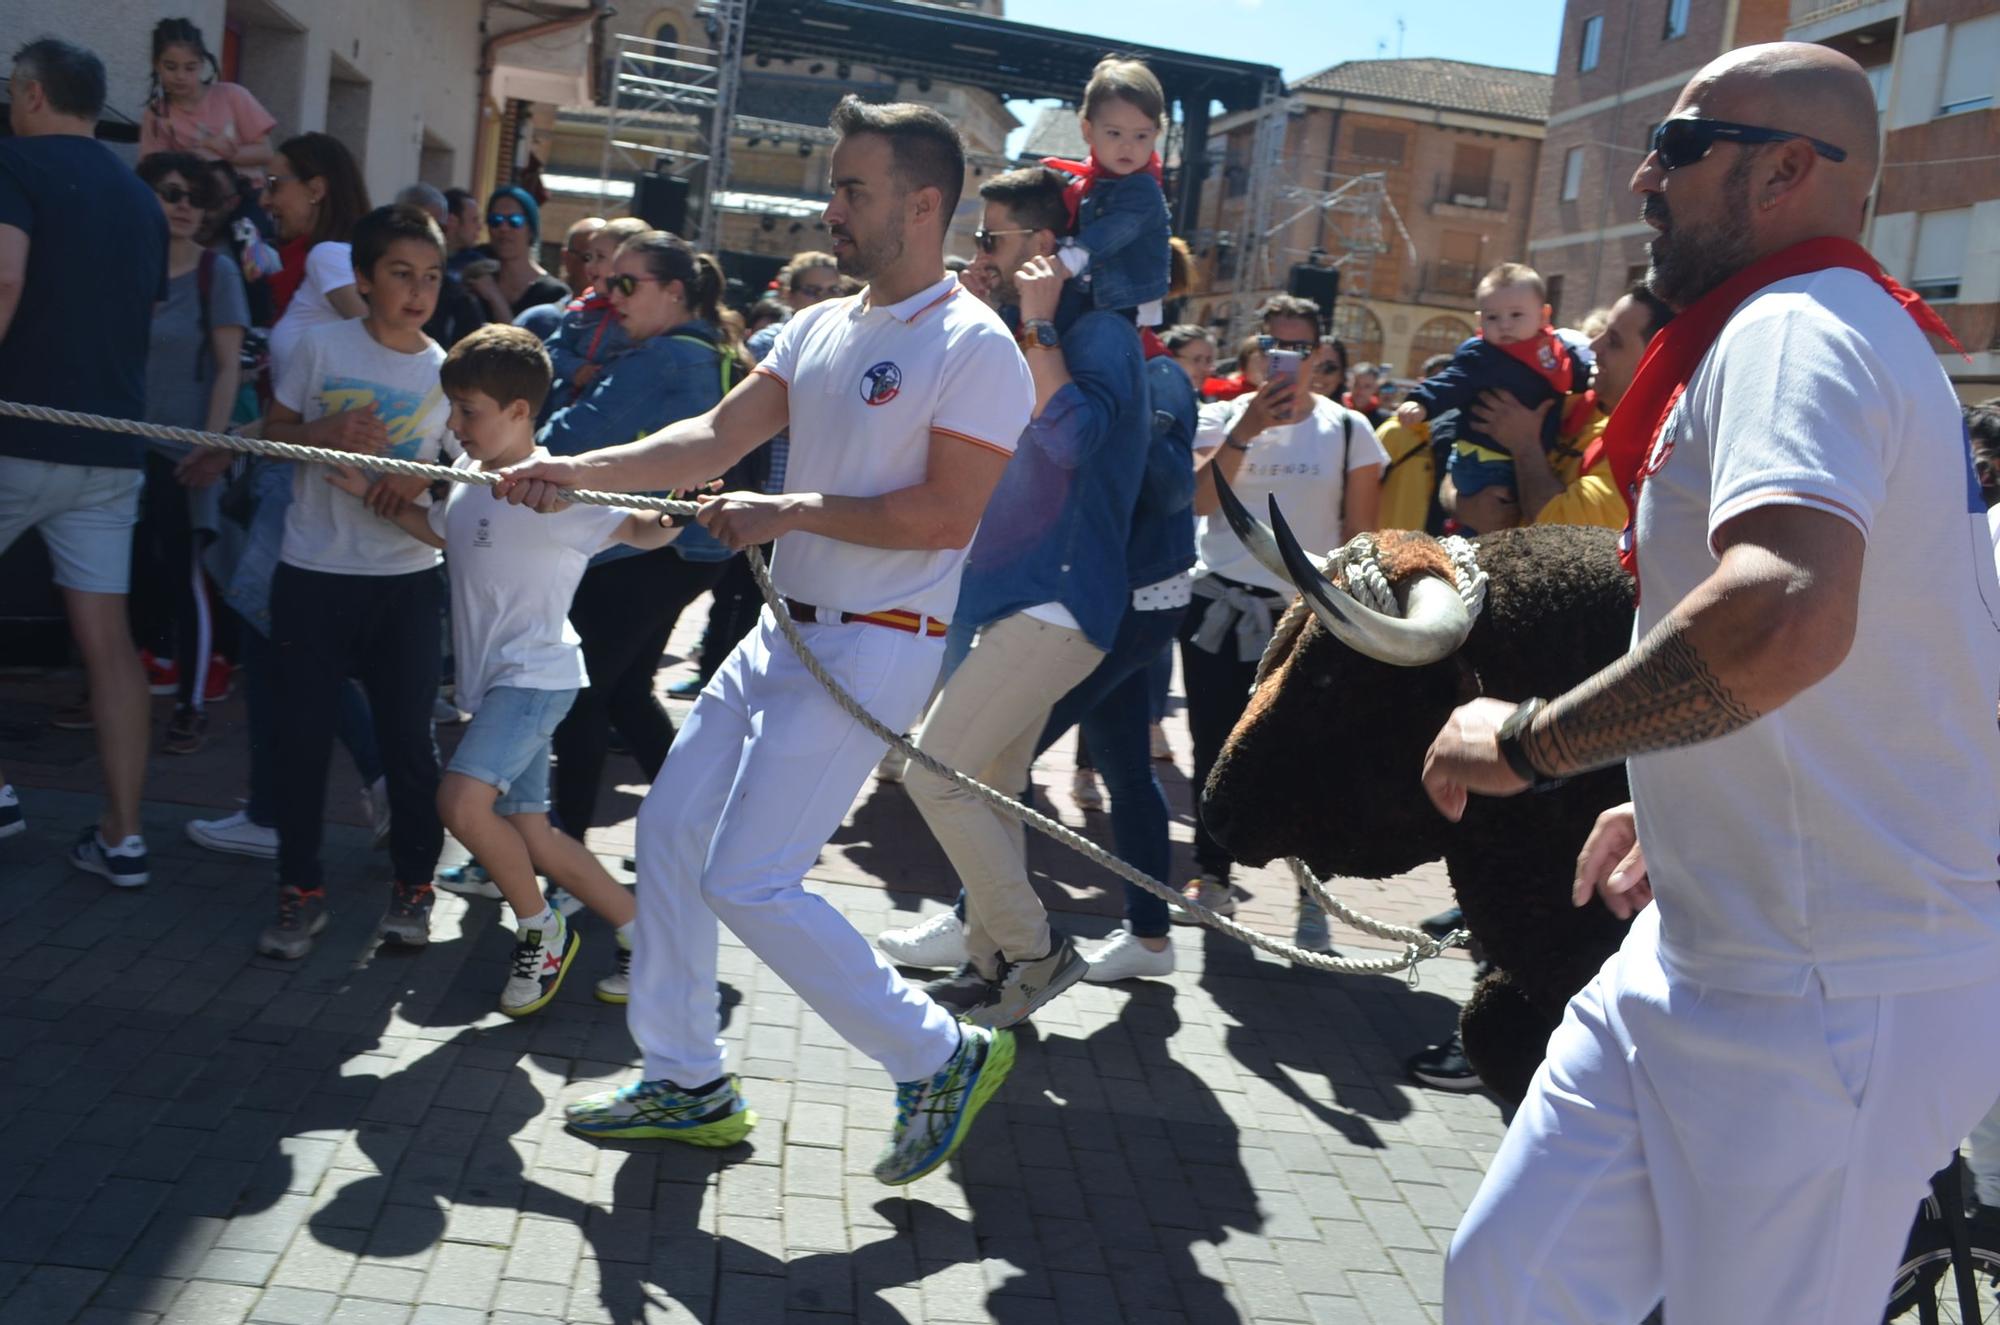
[1330,302,1384,369]
[1407,315,1475,377]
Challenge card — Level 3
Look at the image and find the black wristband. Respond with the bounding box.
[1495,698,1550,786]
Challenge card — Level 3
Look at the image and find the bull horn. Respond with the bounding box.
[1267,496,1472,667]
[1213,466,1296,586]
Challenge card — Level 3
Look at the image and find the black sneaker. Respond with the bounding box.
[922,964,1000,1017]
[259,886,329,959]
[70,826,149,887]
[1419,905,1464,940]
[378,881,434,947]
[1407,1032,1483,1092]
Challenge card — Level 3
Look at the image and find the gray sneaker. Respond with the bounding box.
[258,886,329,959]
[378,881,434,947]
[921,964,998,1017]
[873,1024,1015,1185]
[963,935,1088,1030]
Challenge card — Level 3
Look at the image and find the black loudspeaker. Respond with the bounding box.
[634,172,690,236]
[1287,263,1341,328]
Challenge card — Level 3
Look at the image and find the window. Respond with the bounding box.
[1663,0,1690,40]
[1579,16,1604,72]
[1938,13,1999,117]
[651,18,679,47]
[1911,208,1970,301]
[1863,62,1892,111]
[1561,146,1585,201]
[1448,144,1496,203]
[1546,275,1566,323]
[1331,302,1384,368]
[1350,126,1408,165]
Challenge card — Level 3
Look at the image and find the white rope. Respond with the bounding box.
[0,400,1466,977]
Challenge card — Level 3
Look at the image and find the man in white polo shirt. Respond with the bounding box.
[496,97,1034,1186]
[1420,44,2000,1322]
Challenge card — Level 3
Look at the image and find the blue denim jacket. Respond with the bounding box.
[1128,355,1198,589]
[954,306,1149,651]
[538,320,729,564]
[1072,170,1172,313]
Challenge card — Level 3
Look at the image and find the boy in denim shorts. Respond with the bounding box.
[331,324,680,1014]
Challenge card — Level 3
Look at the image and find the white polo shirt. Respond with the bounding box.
[1631,268,2000,998]
[751,273,1033,621]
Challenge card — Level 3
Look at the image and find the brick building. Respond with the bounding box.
[1527,0,1790,321]
[1192,59,1552,378]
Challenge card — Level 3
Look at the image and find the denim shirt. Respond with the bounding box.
[538,320,728,564]
[544,300,632,413]
[1128,355,1198,590]
[954,306,1148,651]
[1073,169,1172,313]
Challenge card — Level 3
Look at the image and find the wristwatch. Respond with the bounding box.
[1017,319,1061,353]
[1495,698,1564,791]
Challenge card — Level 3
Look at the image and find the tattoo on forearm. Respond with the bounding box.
[1524,628,1762,776]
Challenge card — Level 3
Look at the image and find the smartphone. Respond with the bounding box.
[1265,349,1303,421]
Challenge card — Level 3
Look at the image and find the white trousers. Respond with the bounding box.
[1445,906,2000,1325]
[627,608,962,1087]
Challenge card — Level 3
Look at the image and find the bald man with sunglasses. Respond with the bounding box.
[1424,44,2000,1323]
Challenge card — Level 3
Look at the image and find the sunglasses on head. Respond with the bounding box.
[973,226,1035,254]
[487,212,530,229]
[155,184,207,206]
[603,272,667,297]
[1648,116,1848,172]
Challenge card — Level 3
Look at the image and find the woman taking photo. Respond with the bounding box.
[466,186,569,322]
[1176,297,1384,951]
[531,232,738,868]
[140,18,275,183]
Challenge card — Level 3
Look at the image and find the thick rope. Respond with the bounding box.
[0,400,1466,976]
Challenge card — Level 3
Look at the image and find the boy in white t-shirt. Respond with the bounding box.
[329,325,680,1015]
[257,203,456,962]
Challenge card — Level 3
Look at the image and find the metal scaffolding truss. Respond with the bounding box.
[597,0,748,251]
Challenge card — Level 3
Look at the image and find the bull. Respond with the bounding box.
[1201,475,1637,1103]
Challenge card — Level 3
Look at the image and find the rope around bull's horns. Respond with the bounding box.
[0,400,1471,978]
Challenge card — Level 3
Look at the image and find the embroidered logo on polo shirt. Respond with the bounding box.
[474,517,493,548]
[860,361,902,406]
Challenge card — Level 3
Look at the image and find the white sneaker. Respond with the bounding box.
[1070,766,1104,812]
[595,930,632,1004]
[0,784,23,840]
[1082,927,1176,983]
[360,777,392,849]
[877,909,967,969]
[1171,874,1236,926]
[876,744,909,785]
[186,810,279,859]
[1149,723,1172,761]
[433,693,469,725]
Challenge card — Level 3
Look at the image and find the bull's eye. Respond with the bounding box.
[1312,673,1333,690]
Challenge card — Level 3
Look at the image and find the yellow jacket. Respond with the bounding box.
[1373,397,1626,533]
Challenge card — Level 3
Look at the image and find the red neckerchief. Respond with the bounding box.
[1490,326,1574,398]
[1042,152,1165,228]
[1204,373,1253,402]
[1140,327,1169,360]
[1583,237,1964,585]
[566,287,610,314]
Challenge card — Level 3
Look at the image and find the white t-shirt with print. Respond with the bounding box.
[427,453,628,711]
[1631,267,2000,998]
[751,274,1033,622]
[275,318,449,576]
[267,241,356,378]
[1193,394,1389,593]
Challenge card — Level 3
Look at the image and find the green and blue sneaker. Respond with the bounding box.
[435,860,503,900]
[564,1075,757,1146]
[873,1024,1015,1186]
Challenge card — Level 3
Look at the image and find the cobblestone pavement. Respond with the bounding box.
[0,617,1505,1325]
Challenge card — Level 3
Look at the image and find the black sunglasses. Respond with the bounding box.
[1259,336,1317,354]
[972,226,1035,254]
[603,272,667,297]
[155,184,208,206]
[1649,116,1848,172]
[487,212,531,229]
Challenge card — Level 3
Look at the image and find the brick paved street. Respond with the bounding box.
[0,611,1504,1325]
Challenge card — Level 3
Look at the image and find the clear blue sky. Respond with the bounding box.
[1000,0,1565,150]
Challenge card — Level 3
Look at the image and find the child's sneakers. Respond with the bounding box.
[595,930,632,1004]
[435,860,504,899]
[140,650,178,696]
[70,827,149,887]
[502,912,580,1017]
[379,881,435,947]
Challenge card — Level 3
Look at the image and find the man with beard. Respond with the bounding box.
[1422,43,2000,1322]
[493,97,1033,1185]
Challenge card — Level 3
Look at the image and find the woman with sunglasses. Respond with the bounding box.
[523,232,742,869]
[132,152,250,755]
[467,187,570,323]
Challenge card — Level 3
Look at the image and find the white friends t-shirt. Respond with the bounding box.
[751,274,1033,622]
[267,241,356,378]
[427,453,628,710]
[1630,268,2000,997]
[275,318,449,576]
[1193,394,1389,592]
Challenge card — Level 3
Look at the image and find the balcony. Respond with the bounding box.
[1430,175,1511,215]
[1787,0,1903,41]
[1421,259,1481,301]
